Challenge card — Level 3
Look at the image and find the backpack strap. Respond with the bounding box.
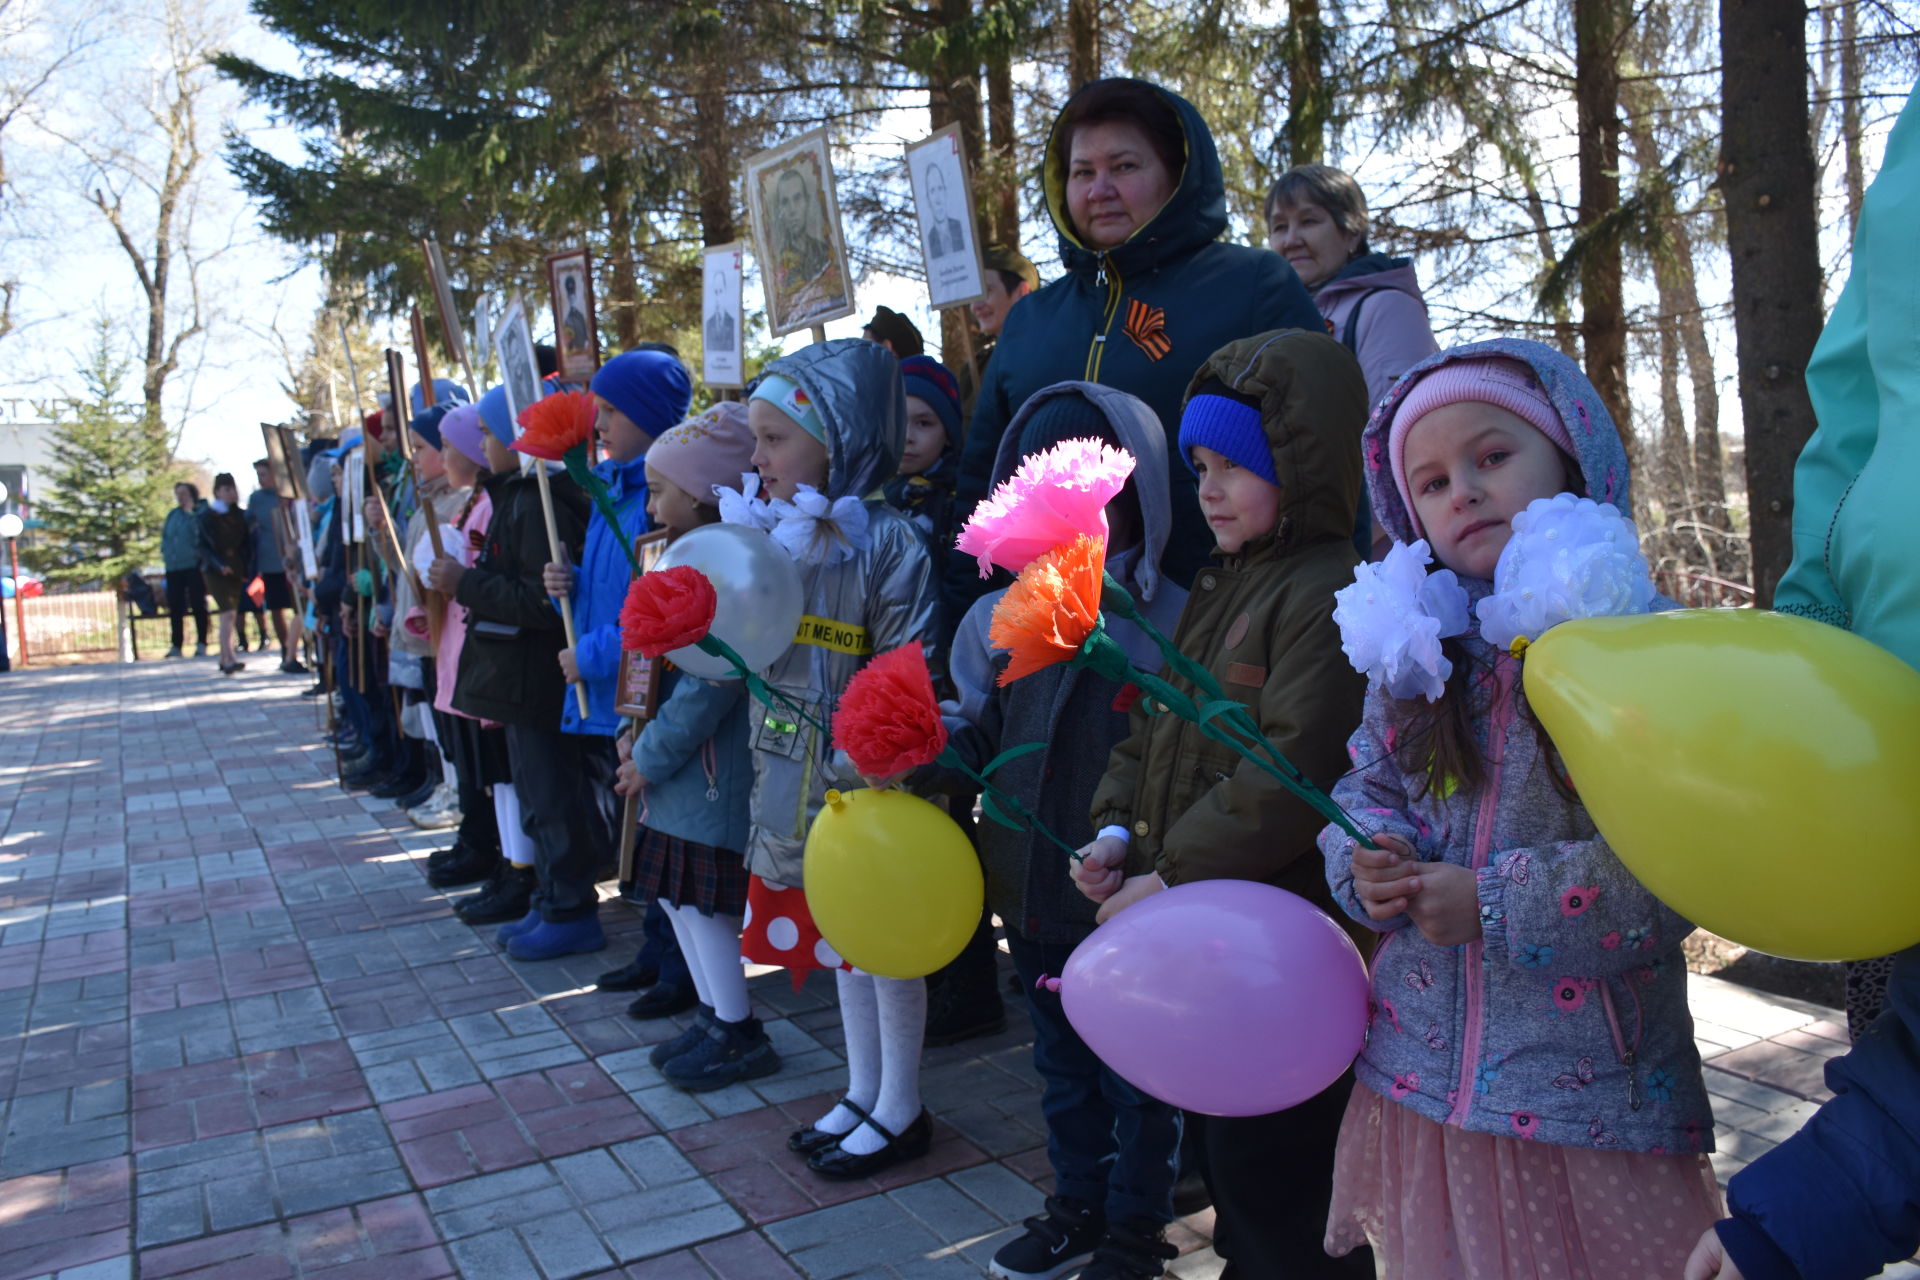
[1340,289,1378,352]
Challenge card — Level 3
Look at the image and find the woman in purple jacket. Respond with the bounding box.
[1265,165,1440,414]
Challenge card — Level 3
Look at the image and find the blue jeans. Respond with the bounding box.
[1006,931,1181,1225]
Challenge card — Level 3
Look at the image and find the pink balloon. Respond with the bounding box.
[1060,880,1370,1117]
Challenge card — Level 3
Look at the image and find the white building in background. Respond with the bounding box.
[0,402,56,532]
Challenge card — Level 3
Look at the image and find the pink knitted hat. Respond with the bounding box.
[1389,357,1576,535]
[646,402,755,502]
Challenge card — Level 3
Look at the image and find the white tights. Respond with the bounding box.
[816,971,926,1156]
[492,782,535,868]
[662,901,750,1023]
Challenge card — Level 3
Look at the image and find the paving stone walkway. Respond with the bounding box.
[0,660,1909,1280]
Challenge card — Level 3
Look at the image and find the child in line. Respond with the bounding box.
[733,340,940,1179]
[431,385,594,960]
[882,352,1006,1047]
[930,383,1190,1280]
[610,404,771,1090]
[408,403,509,900]
[1318,341,1719,1278]
[539,349,696,978]
[1073,330,1378,1278]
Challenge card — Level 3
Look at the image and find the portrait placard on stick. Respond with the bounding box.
[744,129,856,336]
[261,424,299,499]
[906,125,988,309]
[492,297,543,425]
[615,531,672,720]
[385,348,409,428]
[473,293,493,377]
[545,248,600,381]
[702,243,745,389]
[420,237,469,370]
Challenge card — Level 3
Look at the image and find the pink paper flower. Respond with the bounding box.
[956,437,1135,577]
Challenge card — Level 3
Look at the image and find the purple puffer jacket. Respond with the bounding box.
[1313,254,1440,412]
[1318,338,1714,1156]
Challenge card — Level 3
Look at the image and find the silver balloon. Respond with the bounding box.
[651,522,804,680]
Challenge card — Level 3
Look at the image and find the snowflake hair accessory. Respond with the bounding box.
[1332,539,1472,702]
[1476,493,1655,655]
[767,484,870,566]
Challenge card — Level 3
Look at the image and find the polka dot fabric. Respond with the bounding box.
[741,875,851,990]
[1325,1086,1723,1279]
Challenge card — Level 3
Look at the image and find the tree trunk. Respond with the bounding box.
[1574,0,1629,451]
[1841,0,1864,239]
[1720,0,1825,606]
[1284,0,1327,166]
[603,186,640,350]
[986,40,1018,247]
[1669,213,1736,547]
[1624,106,1694,514]
[693,69,735,247]
[1527,184,1581,361]
[928,0,984,368]
[1068,0,1101,88]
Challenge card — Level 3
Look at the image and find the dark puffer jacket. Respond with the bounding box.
[951,78,1322,602]
[451,467,588,732]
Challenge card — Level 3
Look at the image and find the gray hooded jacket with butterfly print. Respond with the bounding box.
[1318,338,1714,1156]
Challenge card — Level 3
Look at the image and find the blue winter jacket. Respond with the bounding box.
[1717,81,1920,1280]
[562,451,650,737]
[629,668,752,856]
[1320,339,1712,1157]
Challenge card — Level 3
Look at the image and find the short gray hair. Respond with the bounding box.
[1264,164,1370,245]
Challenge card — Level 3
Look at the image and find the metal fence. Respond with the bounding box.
[4,584,121,665]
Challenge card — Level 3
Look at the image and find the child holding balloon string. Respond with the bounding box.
[730,339,941,1179]
[607,404,776,1091]
[1071,329,1378,1278]
[1317,339,1719,1279]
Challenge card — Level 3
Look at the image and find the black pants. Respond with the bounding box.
[1189,1073,1374,1278]
[165,569,210,648]
[504,725,615,923]
[435,708,503,856]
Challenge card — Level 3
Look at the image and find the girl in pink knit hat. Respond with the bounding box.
[1318,338,1720,1279]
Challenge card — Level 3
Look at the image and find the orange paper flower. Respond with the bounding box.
[831,644,949,778]
[988,535,1105,685]
[512,389,597,460]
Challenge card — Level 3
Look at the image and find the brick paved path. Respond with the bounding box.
[0,661,1911,1279]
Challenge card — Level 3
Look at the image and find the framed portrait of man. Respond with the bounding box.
[492,297,543,426]
[615,531,672,720]
[744,129,857,336]
[545,248,600,381]
[702,242,746,389]
[906,125,988,310]
[420,237,470,369]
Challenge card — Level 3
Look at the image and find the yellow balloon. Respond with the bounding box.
[1523,608,1920,961]
[803,788,985,979]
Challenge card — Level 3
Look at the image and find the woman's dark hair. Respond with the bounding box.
[1056,79,1186,179]
[175,481,199,501]
[1264,164,1371,249]
[212,472,236,492]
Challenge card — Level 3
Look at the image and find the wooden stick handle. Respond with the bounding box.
[533,463,589,719]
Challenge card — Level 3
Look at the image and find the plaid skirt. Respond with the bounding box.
[631,825,750,917]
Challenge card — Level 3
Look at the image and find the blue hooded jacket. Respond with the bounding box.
[563,450,652,737]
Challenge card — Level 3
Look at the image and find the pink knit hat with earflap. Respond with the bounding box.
[646,402,756,502]
[1388,358,1576,536]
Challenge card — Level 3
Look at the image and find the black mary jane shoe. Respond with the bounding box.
[805,1109,933,1181]
[787,1098,872,1156]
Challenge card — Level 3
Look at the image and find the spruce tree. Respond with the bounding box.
[32,322,179,586]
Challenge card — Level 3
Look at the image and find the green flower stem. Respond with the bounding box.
[1100,571,1228,704]
[694,634,832,740]
[1070,625,1376,848]
[933,746,1084,862]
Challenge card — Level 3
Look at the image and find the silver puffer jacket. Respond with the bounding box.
[745,339,939,886]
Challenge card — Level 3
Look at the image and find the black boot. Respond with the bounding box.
[429,842,500,889]
[924,910,1006,1046]
[456,863,535,924]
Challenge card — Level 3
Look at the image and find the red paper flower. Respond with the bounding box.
[831,643,949,778]
[512,389,598,461]
[620,566,717,657]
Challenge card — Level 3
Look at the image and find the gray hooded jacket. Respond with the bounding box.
[745,339,940,886]
[933,382,1188,943]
